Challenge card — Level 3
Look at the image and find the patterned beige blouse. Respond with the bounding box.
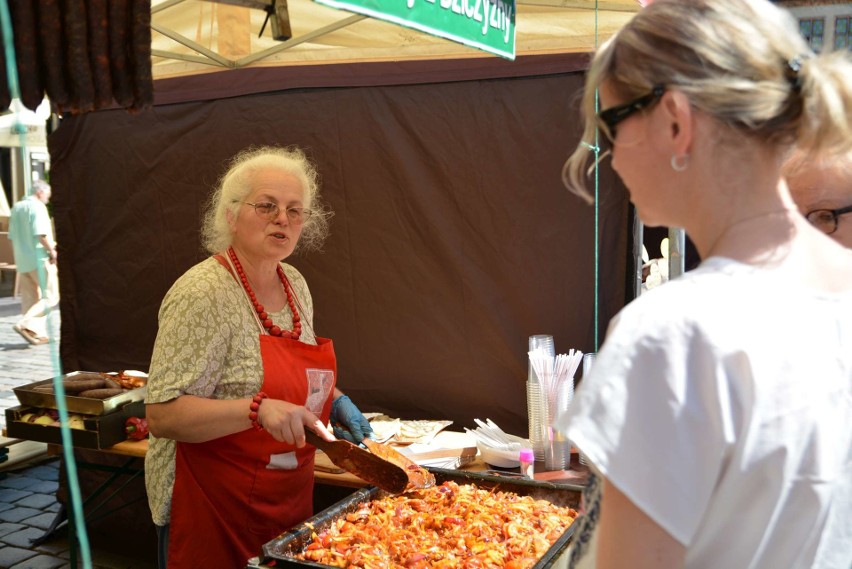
[144,256,316,526]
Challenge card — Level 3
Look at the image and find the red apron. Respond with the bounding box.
[167,261,336,568]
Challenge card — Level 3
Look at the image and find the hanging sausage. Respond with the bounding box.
[63,0,96,113]
[9,0,44,111]
[34,0,68,111]
[0,0,152,115]
[87,0,113,109]
[129,0,152,111]
[107,0,134,108]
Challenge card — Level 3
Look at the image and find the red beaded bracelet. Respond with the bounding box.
[249,391,268,431]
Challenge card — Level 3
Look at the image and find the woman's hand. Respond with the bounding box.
[258,398,329,446]
[330,395,373,443]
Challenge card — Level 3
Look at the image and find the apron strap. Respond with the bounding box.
[213,253,233,275]
[213,253,267,336]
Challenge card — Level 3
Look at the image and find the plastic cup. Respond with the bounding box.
[582,352,597,379]
[541,382,573,471]
[576,353,597,467]
[544,427,569,471]
[529,334,555,357]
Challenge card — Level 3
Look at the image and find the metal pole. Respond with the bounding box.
[632,210,644,298]
[668,227,685,280]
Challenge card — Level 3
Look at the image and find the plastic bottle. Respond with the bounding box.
[519,448,535,479]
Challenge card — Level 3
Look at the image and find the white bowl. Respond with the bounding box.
[476,434,531,468]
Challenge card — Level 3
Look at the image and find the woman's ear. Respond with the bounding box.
[226,207,236,231]
[661,90,694,156]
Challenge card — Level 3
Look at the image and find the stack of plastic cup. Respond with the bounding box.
[527,335,554,462]
[526,381,546,462]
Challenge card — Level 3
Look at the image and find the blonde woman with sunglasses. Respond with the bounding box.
[557,1,852,568]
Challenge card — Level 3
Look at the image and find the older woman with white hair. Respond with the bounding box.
[144,146,373,569]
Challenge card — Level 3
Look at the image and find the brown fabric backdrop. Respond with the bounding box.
[48,60,629,437]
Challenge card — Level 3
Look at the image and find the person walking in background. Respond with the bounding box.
[8,180,59,345]
[784,149,852,248]
[558,0,851,567]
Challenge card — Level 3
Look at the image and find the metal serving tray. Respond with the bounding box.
[256,468,583,569]
[5,401,145,449]
[13,371,147,416]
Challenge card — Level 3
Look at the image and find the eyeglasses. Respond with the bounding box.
[596,85,666,149]
[242,201,312,225]
[805,204,852,235]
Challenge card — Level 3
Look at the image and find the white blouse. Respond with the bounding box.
[556,257,852,569]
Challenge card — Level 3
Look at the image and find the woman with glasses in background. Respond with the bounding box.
[144,146,373,569]
[784,149,852,248]
[557,0,852,568]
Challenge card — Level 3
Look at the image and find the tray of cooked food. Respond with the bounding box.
[13,370,148,416]
[5,400,145,449]
[257,468,582,569]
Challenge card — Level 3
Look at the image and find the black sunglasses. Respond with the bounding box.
[597,85,666,145]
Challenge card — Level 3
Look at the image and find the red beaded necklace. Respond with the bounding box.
[228,247,301,340]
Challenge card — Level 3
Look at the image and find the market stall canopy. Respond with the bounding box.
[150,0,639,79]
[0,0,635,113]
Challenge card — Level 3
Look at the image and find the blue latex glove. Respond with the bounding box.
[330,395,373,444]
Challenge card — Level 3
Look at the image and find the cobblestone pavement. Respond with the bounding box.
[0,299,58,432]
[0,295,155,569]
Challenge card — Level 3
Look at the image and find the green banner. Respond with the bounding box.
[314,0,516,60]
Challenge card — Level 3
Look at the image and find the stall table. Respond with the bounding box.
[51,431,590,487]
[32,431,587,567]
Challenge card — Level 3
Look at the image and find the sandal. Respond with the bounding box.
[13,324,47,346]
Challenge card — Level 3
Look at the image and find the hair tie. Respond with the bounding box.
[784,55,808,93]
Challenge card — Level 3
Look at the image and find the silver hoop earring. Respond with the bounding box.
[670,154,689,172]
